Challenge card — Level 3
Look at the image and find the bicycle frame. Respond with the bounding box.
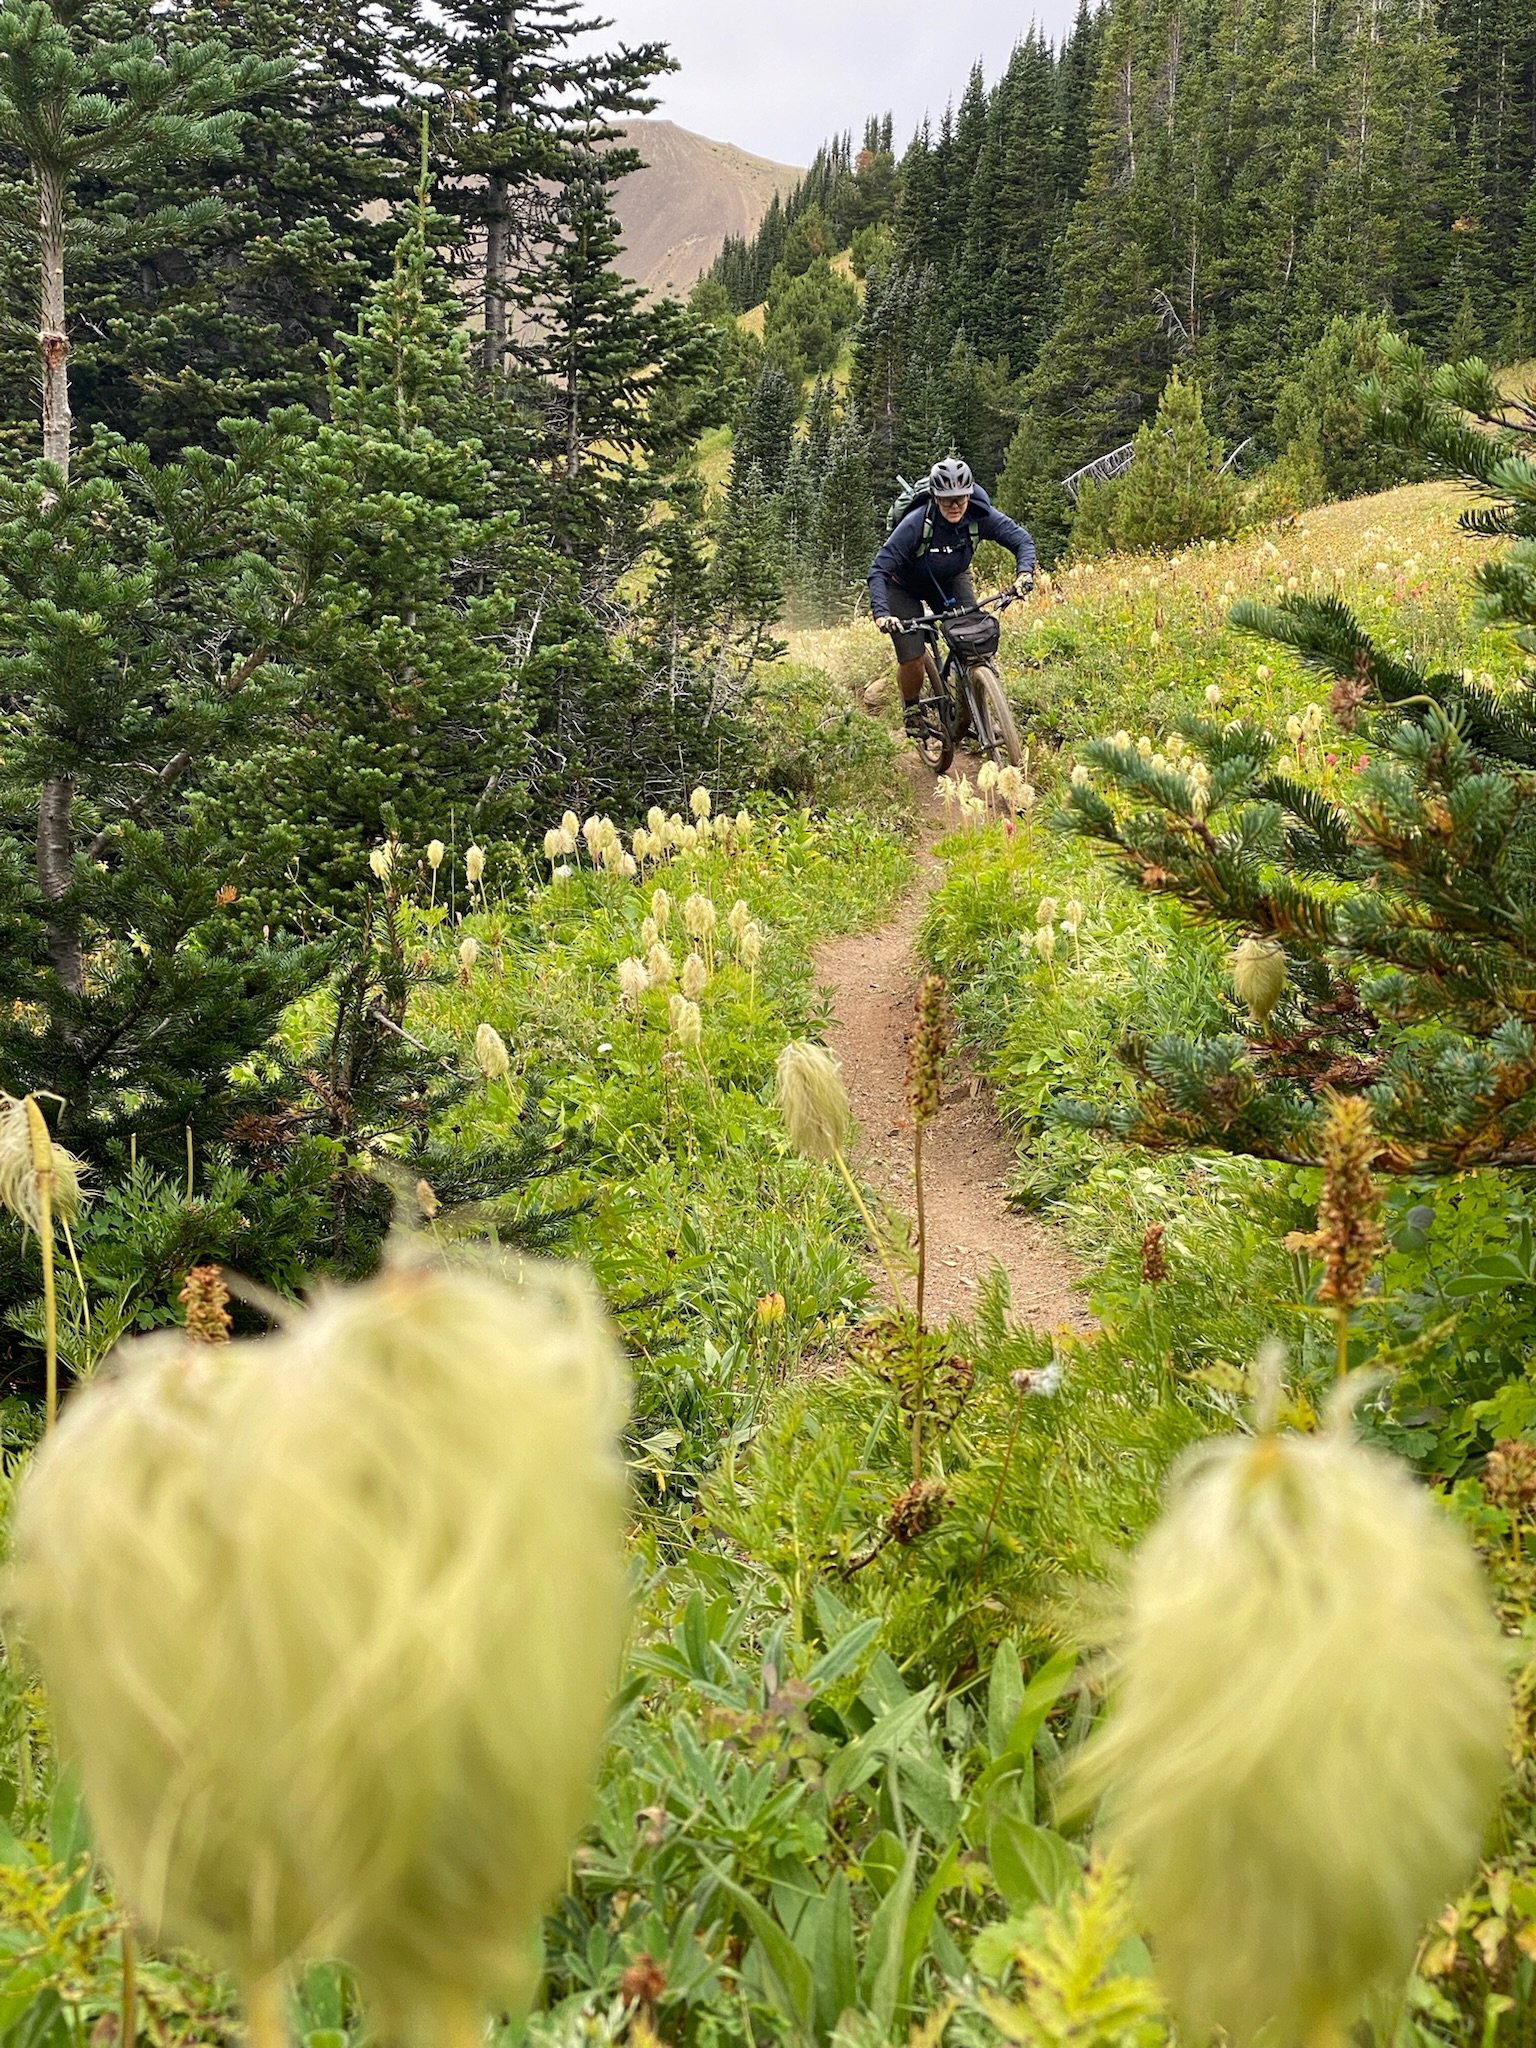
[883,590,1019,769]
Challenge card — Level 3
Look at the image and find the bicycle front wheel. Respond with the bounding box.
[916,648,954,774]
[969,663,1023,768]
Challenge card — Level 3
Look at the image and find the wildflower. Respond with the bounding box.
[369,844,393,883]
[458,936,479,983]
[561,811,579,840]
[465,845,486,886]
[415,1179,439,1221]
[617,958,649,1009]
[681,953,709,1001]
[1137,735,1153,757]
[1483,1440,1536,1517]
[581,817,602,854]
[17,1251,632,2027]
[651,889,672,931]
[727,899,750,943]
[473,1024,511,1084]
[1286,714,1304,742]
[552,865,573,883]
[997,766,1025,810]
[694,816,714,846]
[977,761,999,793]
[1075,1405,1506,2044]
[1010,1363,1062,1397]
[556,827,577,857]
[1070,763,1092,787]
[1256,664,1273,682]
[775,1042,852,1164]
[646,806,665,836]
[1140,1222,1168,1285]
[672,998,702,1050]
[740,923,763,973]
[1036,897,1059,927]
[178,1266,232,1344]
[631,830,648,861]
[1228,936,1286,1026]
[1033,923,1056,961]
[679,825,699,853]
[646,942,674,987]
[884,1478,949,1544]
[690,786,711,821]
[1114,730,1133,748]
[0,1094,86,1233]
[735,810,752,842]
[755,1292,786,1325]
[601,841,625,877]
[1064,898,1085,929]
[640,917,659,949]
[906,975,950,1127]
[1303,702,1325,732]
[1204,683,1222,707]
[427,840,445,872]
[683,894,716,942]
[542,830,562,863]
[1290,1092,1384,1310]
[1017,783,1038,811]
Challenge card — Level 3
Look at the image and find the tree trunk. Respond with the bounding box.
[37,164,83,997]
[482,170,509,373]
[38,166,70,478]
[480,1,519,374]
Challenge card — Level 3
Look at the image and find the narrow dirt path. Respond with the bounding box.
[816,757,1094,1334]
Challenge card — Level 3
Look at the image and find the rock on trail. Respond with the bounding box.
[815,758,1094,1335]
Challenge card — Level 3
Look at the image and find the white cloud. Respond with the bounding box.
[598,0,1081,165]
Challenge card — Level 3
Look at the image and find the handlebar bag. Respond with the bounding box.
[938,610,1001,662]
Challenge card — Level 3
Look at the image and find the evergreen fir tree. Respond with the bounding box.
[707,461,786,704]
[732,358,799,496]
[812,404,879,615]
[212,192,531,923]
[423,0,668,375]
[1080,369,1239,558]
[1271,312,1418,501]
[507,146,722,562]
[644,462,715,693]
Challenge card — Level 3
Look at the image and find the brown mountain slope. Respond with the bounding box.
[611,119,801,300]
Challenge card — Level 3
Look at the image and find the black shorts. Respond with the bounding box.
[884,572,977,665]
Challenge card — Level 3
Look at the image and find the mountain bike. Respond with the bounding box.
[880,590,1023,774]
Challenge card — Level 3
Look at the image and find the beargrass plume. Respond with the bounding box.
[13,1247,632,2034]
[1076,1405,1507,2041]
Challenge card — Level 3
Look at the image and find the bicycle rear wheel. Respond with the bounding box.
[915,648,954,773]
[969,663,1023,768]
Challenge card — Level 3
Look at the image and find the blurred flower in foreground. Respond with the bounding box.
[1075,1395,1506,2043]
[14,1250,630,2042]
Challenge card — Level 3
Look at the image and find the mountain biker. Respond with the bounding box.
[869,457,1036,738]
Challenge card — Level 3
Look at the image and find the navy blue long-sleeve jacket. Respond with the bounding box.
[868,486,1037,618]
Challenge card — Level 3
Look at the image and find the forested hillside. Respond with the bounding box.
[706,0,1536,576]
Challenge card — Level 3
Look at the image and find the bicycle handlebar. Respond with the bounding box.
[877,588,1024,635]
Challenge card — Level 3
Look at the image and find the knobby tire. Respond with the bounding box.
[917,647,954,773]
[970,663,1022,768]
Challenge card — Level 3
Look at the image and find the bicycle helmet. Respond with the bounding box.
[929,456,974,497]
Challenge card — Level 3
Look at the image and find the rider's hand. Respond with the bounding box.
[875,615,897,633]
[1013,573,1035,598]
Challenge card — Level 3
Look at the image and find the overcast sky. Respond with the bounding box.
[598,2,1080,166]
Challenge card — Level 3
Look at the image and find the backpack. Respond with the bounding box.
[886,475,981,559]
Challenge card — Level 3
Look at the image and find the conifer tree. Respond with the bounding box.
[0,0,288,1001]
[812,405,879,615]
[507,146,722,561]
[211,188,530,923]
[732,358,799,495]
[424,0,668,374]
[707,462,786,704]
[20,0,423,456]
[1087,370,1239,557]
[1060,352,1536,1174]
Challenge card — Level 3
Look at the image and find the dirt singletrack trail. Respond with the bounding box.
[816,753,1094,1334]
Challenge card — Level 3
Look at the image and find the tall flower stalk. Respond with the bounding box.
[775,1042,905,1309]
[0,1093,86,1430]
[1288,1092,1385,1378]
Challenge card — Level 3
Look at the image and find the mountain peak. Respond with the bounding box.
[612,119,802,300]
